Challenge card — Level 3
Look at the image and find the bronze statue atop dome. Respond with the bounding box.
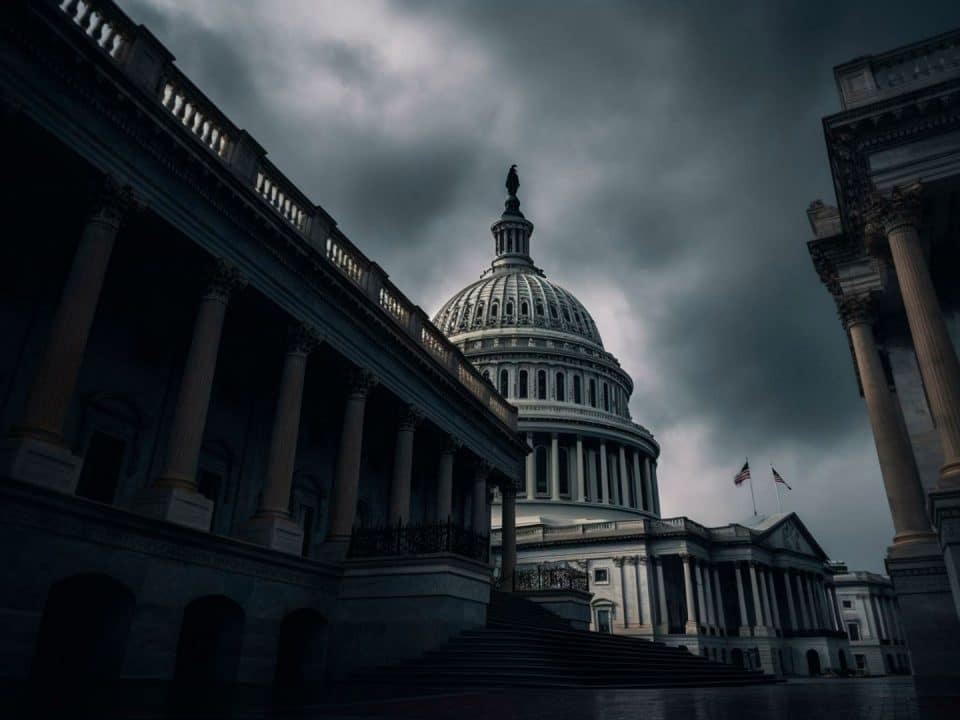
[506,164,519,197]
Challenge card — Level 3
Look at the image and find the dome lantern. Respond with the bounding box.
[491,165,535,271]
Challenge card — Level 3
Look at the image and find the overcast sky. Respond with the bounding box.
[122,0,960,572]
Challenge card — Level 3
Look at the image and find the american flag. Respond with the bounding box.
[772,467,792,490]
[734,460,750,486]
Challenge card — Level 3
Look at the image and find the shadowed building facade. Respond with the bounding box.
[807,27,960,701]
[0,0,526,701]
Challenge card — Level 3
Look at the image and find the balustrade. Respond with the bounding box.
[255,165,309,232]
[58,0,131,60]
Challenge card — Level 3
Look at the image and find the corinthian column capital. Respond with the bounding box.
[865,181,923,243]
[87,175,139,229]
[203,260,248,303]
[837,294,874,330]
[288,323,322,355]
[346,367,379,397]
[396,405,425,431]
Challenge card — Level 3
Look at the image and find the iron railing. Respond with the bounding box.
[514,564,589,592]
[347,521,489,563]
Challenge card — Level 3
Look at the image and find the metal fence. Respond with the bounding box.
[514,564,589,592]
[347,521,489,563]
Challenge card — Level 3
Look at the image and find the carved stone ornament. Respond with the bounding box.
[442,435,463,455]
[865,181,923,245]
[397,405,425,431]
[88,174,138,229]
[288,323,321,355]
[203,260,248,303]
[346,367,379,396]
[837,294,873,329]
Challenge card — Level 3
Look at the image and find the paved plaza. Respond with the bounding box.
[301,679,952,720]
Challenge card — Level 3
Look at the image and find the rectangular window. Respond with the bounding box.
[593,568,609,584]
[574,376,582,404]
[855,654,865,670]
[596,609,612,634]
[519,370,528,398]
[847,622,861,641]
[842,600,852,608]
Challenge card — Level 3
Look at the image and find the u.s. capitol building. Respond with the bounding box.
[436,169,909,677]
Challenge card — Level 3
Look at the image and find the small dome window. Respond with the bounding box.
[490,303,499,318]
[563,308,571,322]
[536,303,545,317]
[549,305,558,319]
[474,303,484,322]
[505,301,514,316]
[521,301,529,316]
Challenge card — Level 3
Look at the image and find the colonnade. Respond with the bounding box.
[1,182,519,575]
[522,432,659,515]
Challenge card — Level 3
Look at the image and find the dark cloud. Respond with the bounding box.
[120,0,960,571]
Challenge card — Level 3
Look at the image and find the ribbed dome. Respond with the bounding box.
[433,268,604,348]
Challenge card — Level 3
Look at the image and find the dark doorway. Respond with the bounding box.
[886,653,895,674]
[806,649,821,676]
[838,649,848,673]
[174,596,245,688]
[275,609,327,696]
[731,648,744,668]
[197,469,223,529]
[76,431,126,503]
[32,574,135,683]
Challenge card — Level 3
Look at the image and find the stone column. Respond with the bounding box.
[863,593,880,640]
[735,562,750,634]
[872,595,889,640]
[136,262,245,531]
[435,436,460,522]
[322,369,378,558]
[633,450,645,510]
[642,456,653,512]
[695,561,709,628]
[758,567,773,630]
[681,555,698,634]
[500,484,517,591]
[784,570,799,631]
[472,461,492,537]
[712,566,727,634]
[615,557,629,628]
[641,557,656,629]
[2,181,132,492]
[748,562,764,629]
[766,569,782,631]
[550,433,560,500]
[387,406,423,527]
[576,435,586,502]
[867,182,960,488]
[655,558,669,633]
[651,461,661,516]
[240,326,318,554]
[703,562,717,631]
[797,573,811,630]
[830,585,844,634]
[619,446,630,507]
[524,432,534,498]
[817,578,835,631]
[840,295,934,545]
[804,574,820,630]
[600,441,609,504]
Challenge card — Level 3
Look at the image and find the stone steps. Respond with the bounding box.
[350,592,775,688]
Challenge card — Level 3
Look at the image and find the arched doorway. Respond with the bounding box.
[806,649,821,676]
[32,573,135,684]
[731,648,744,668]
[275,609,328,694]
[174,596,245,687]
[838,649,848,673]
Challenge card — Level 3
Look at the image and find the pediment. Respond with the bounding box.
[760,515,824,558]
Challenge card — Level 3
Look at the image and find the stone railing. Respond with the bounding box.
[492,516,716,544]
[347,522,489,563]
[511,400,653,440]
[48,0,517,433]
[514,564,589,592]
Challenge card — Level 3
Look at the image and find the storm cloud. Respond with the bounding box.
[122,0,960,572]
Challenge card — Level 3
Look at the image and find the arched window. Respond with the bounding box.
[475,303,484,323]
[573,376,582,404]
[603,383,610,411]
[536,302,545,317]
[537,370,547,400]
[482,369,492,385]
[519,369,529,399]
[558,449,569,496]
[563,308,571,322]
[589,378,597,407]
[499,369,509,397]
[556,372,566,402]
[490,302,499,318]
[535,446,548,495]
[505,301,514,316]
[550,305,559,319]
[521,301,529,317]
[626,458,636,507]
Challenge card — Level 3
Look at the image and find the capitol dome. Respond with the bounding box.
[435,167,661,526]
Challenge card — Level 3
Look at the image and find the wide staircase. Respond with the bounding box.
[353,592,776,688]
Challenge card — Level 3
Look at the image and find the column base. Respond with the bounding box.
[316,537,351,562]
[738,625,752,637]
[654,623,669,635]
[928,487,960,621]
[684,621,699,635]
[238,514,304,556]
[885,539,960,703]
[135,485,213,532]
[0,436,82,494]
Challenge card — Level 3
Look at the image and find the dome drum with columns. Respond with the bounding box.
[435,167,661,526]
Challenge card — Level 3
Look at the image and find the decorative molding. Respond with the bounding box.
[203,259,247,303]
[346,367,379,397]
[397,405,425,431]
[288,323,322,355]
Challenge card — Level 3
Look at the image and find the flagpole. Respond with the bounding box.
[772,464,782,513]
[748,458,758,516]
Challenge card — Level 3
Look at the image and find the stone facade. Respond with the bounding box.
[806,27,960,700]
